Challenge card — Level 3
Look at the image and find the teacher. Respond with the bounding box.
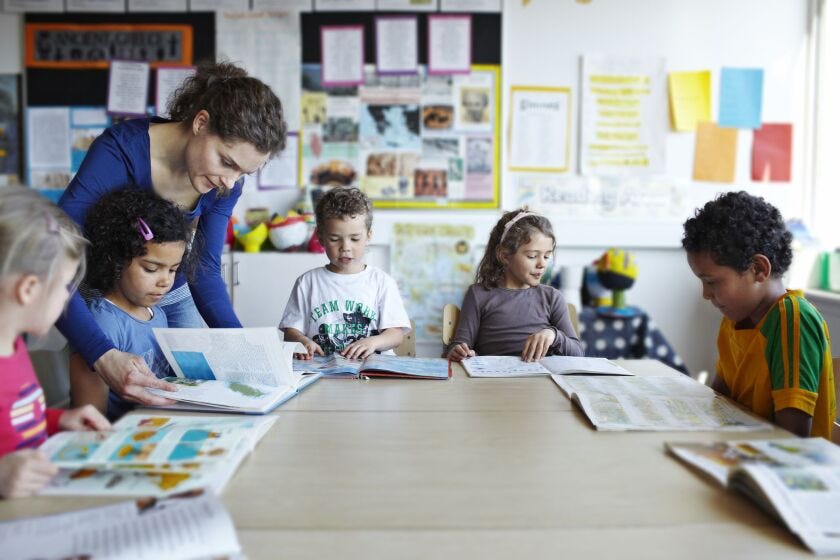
[56,61,287,405]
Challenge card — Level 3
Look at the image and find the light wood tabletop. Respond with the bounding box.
[0,360,819,559]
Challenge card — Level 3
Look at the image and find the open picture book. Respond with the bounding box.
[551,374,774,432]
[293,354,451,380]
[37,414,275,496]
[0,490,242,560]
[666,437,840,555]
[147,327,321,413]
[461,355,632,378]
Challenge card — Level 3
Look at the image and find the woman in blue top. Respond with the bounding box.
[56,61,287,406]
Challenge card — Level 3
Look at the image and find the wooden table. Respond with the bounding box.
[0,360,818,559]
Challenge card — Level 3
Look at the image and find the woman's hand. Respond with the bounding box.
[94,349,177,406]
[58,404,111,432]
[447,343,475,362]
[521,328,556,362]
[0,450,58,499]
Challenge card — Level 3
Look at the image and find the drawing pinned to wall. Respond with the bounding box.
[515,175,688,221]
[300,63,499,209]
[580,54,667,176]
[667,70,711,132]
[107,60,150,117]
[391,223,475,345]
[0,75,21,186]
[155,66,196,118]
[321,25,365,87]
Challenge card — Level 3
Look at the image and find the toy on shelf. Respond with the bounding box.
[235,222,268,253]
[268,211,309,251]
[594,248,639,317]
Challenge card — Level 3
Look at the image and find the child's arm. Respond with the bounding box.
[283,328,324,359]
[542,290,584,358]
[446,287,480,361]
[774,408,813,437]
[0,450,58,499]
[522,329,557,362]
[69,352,110,416]
[341,327,405,360]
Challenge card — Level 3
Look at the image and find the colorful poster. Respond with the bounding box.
[300,63,500,209]
[391,223,475,345]
[580,55,667,176]
[719,67,764,129]
[693,122,738,183]
[752,123,792,182]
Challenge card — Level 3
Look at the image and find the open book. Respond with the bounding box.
[38,414,275,496]
[293,354,451,380]
[552,374,774,431]
[148,327,321,413]
[461,355,632,378]
[667,438,840,555]
[0,490,242,560]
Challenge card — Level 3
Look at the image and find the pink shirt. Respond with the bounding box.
[0,337,63,457]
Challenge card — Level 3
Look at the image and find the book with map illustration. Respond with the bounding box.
[666,438,840,555]
[147,327,321,413]
[38,414,275,497]
[293,354,451,380]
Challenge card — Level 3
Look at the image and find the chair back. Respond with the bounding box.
[567,303,579,337]
[442,304,460,346]
[395,320,416,357]
[833,357,840,445]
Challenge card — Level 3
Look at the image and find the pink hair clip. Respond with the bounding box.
[135,218,154,241]
[499,211,534,244]
[44,211,60,234]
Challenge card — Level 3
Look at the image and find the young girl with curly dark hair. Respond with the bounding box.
[447,209,583,363]
[70,188,192,420]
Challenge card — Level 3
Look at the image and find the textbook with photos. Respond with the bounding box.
[0,490,242,560]
[552,374,774,431]
[148,327,321,413]
[666,437,840,555]
[38,414,275,496]
[293,354,451,379]
[461,355,632,378]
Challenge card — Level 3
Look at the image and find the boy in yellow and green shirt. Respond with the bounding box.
[683,191,835,439]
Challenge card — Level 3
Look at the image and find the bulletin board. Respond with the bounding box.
[502,0,809,248]
[299,12,502,209]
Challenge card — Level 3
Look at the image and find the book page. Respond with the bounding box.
[540,356,632,376]
[0,491,241,559]
[154,327,304,387]
[148,377,295,413]
[361,355,450,379]
[462,355,551,377]
[293,355,363,377]
[553,375,772,431]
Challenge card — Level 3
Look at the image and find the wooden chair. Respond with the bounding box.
[833,357,840,445]
[441,303,579,347]
[395,319,416,357]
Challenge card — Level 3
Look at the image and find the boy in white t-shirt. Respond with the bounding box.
[280,187,411,359]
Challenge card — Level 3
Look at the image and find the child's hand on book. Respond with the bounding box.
[58,404,111,432]
[341,338,378,360]
[448,343,475,362]
[0,449,58,498]
[295,339,325,360]
[521,328,556,362]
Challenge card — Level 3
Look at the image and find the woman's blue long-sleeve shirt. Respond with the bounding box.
[56,117,242,367]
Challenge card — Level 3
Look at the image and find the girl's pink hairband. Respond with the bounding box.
[499,211,534,244]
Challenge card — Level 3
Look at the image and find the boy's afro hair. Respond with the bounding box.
[682,191,792,276]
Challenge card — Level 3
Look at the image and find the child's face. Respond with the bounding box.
[687,251,767,325]
[111,241,186,312]
[186,110,269,196]
[500,232,554,290]
[28,258,80,336]
[319,214,371,275]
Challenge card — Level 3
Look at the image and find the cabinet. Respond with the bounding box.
[225,249,388,328]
